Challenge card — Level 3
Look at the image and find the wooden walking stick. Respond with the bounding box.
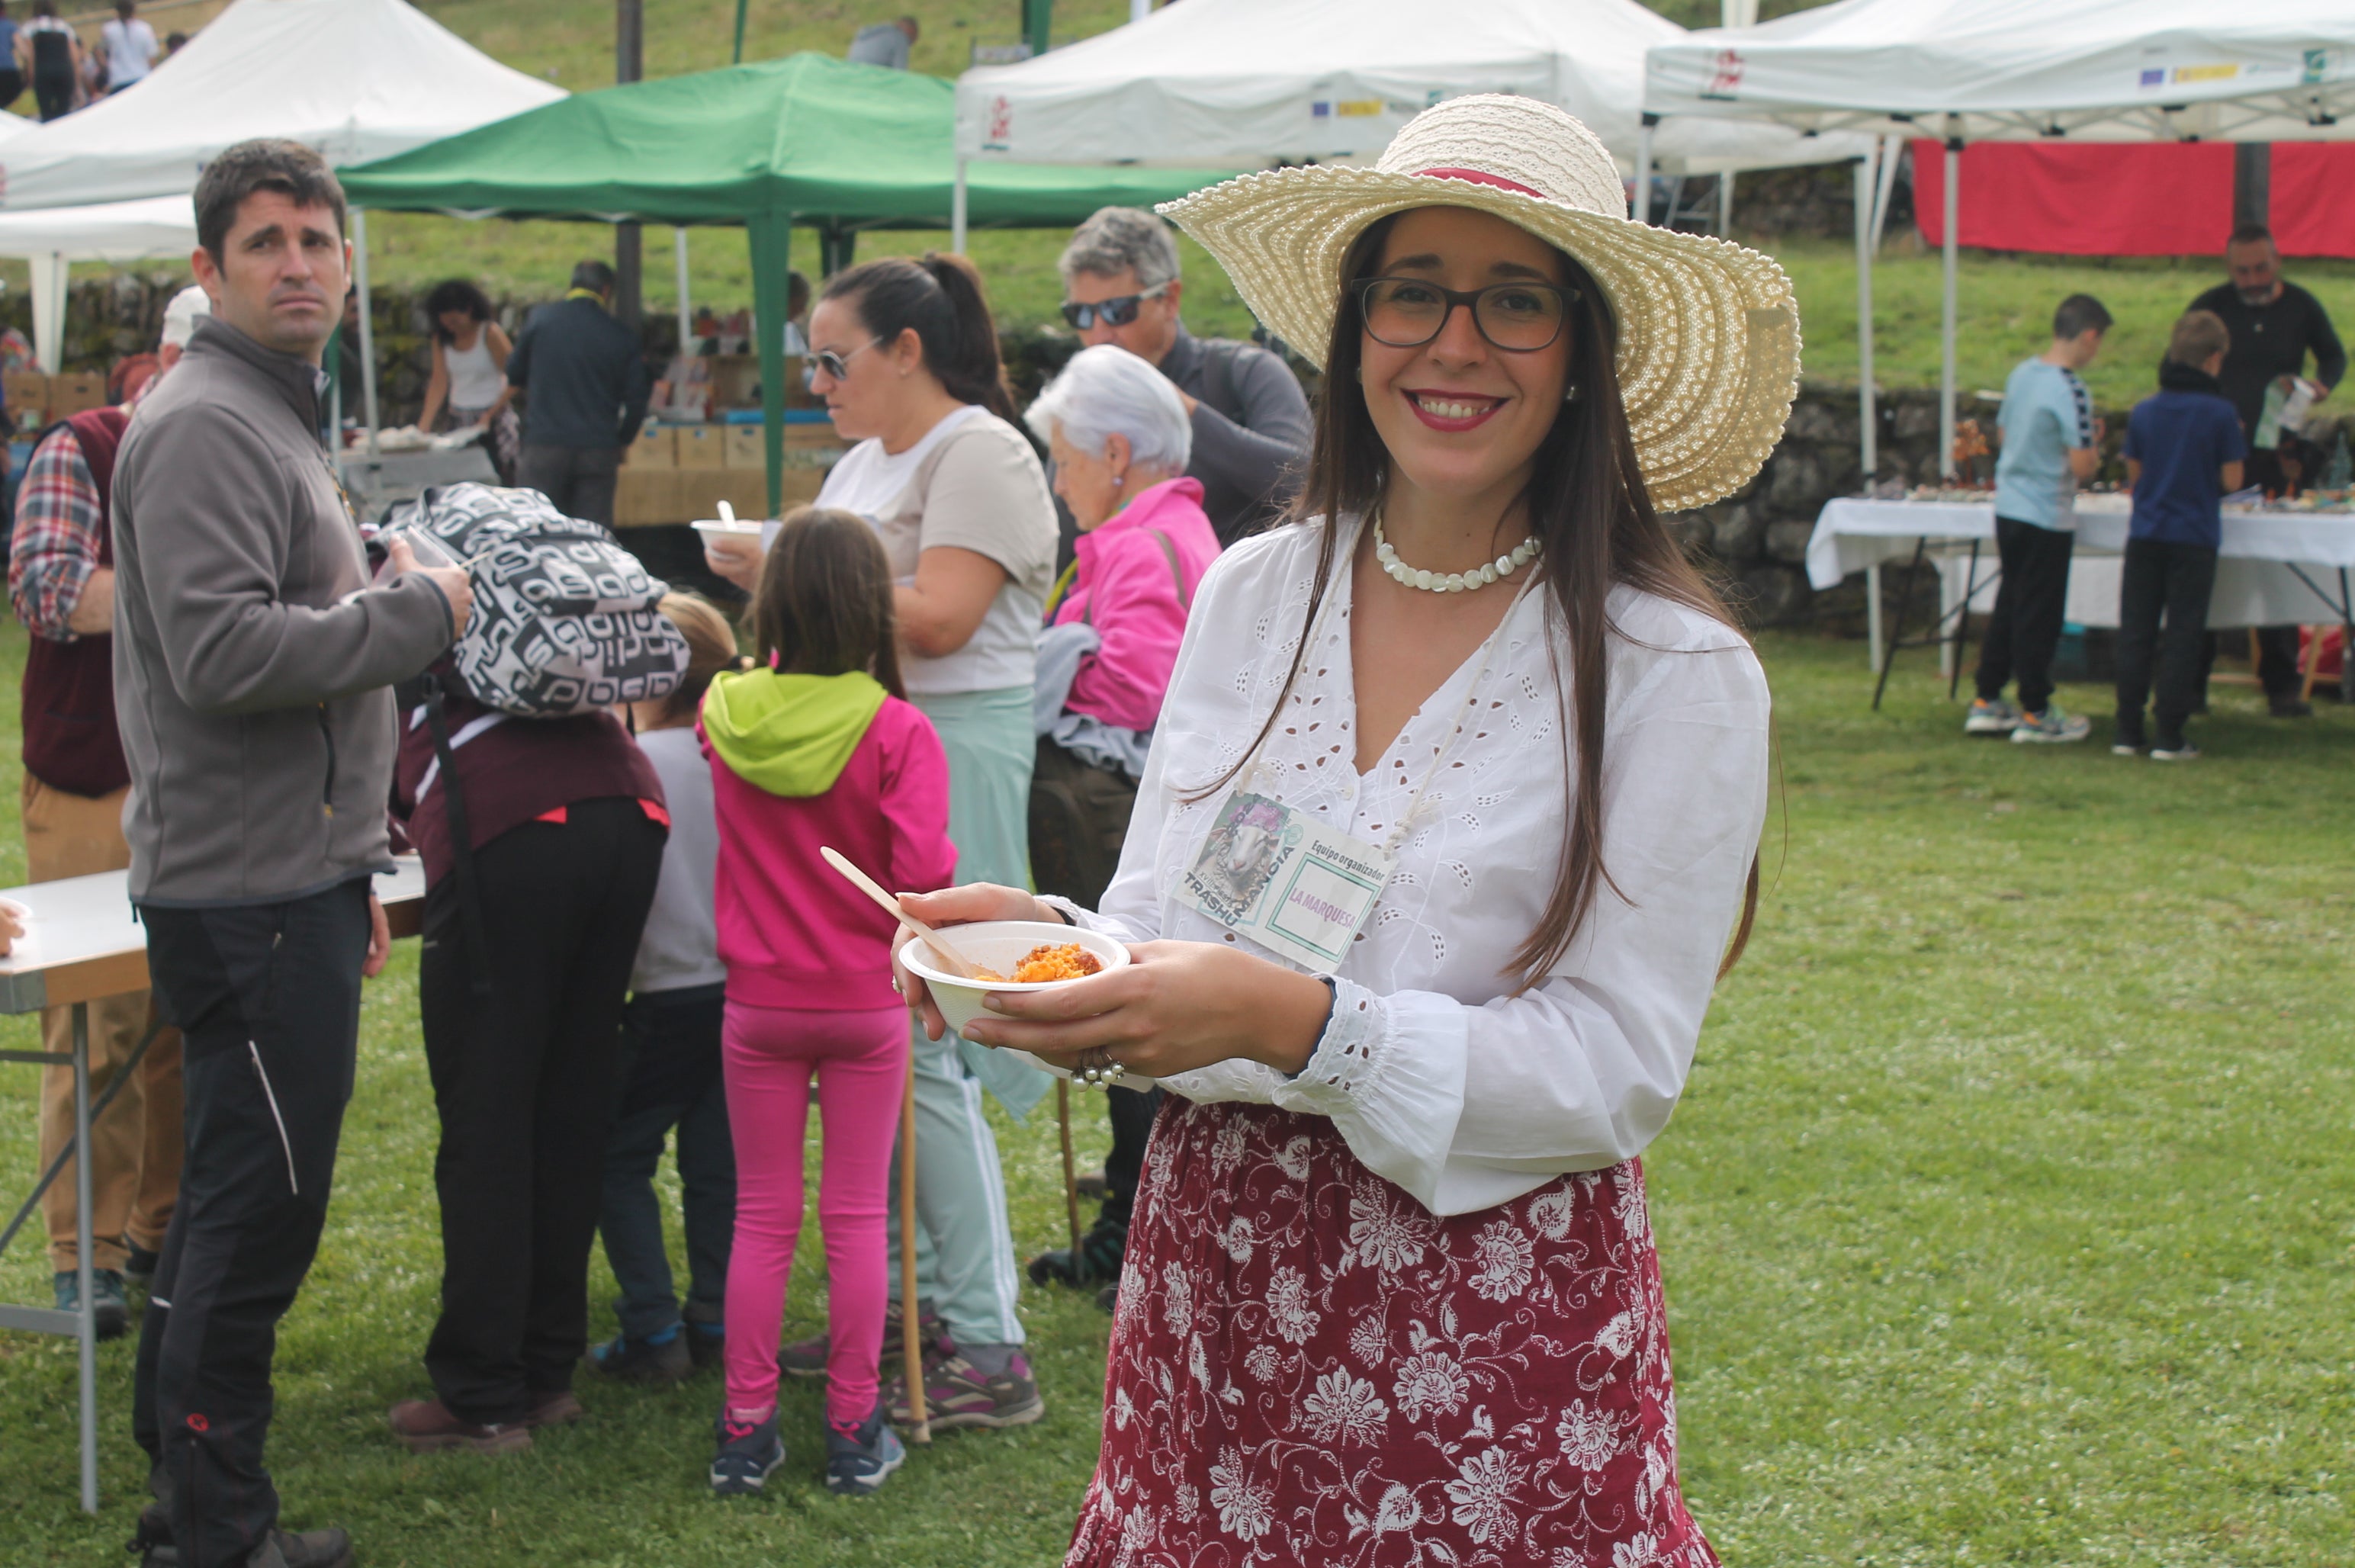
[899,1056,931,1444]
[1056,1077,1085,1279]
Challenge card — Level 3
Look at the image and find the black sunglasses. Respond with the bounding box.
[1355,276,1579,353]
[1059,281,1173,332]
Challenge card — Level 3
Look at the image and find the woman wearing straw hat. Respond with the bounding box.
[898,94,1786,1564]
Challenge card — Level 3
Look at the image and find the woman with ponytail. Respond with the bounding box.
[705,252,1056,1431]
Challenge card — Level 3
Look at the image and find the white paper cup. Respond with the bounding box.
[896,920,1129,1038]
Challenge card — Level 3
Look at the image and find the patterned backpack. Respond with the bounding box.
[378,483,689,716]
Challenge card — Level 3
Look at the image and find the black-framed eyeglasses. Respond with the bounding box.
[1059,280,1174,332]
[802,338,879,388]
[1355,276,1579,353]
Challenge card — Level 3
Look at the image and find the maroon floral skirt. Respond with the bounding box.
[1065,1098,1718,1568]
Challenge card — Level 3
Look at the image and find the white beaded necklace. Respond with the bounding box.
[1372,512,1542,593]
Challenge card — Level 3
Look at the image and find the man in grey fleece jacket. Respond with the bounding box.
[111,140,470,1568]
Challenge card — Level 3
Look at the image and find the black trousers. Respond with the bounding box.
[1974,516,2077,715]
[596,985,734,1339]
[1100,1085,1161,1229]
[2115,539,2219,750]
[420,797,663,1422]
[2200,625,2305,702]
[32,69,72,121]
[515,444,622,529]
[132,879,372,1568]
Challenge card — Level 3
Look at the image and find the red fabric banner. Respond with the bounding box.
[1910,139,2235,257]
[2269,143,2355,259]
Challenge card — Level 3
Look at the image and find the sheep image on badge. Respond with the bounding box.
[1181,793,1301,928]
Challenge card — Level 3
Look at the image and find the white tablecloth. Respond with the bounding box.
[1807,495,2355,590]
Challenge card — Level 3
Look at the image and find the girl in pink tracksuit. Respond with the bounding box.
[700,509,956,1498]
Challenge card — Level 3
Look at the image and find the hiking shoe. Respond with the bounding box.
[53,1269,127,1340]
[686,1319,726,1370]
[589,1326,691,1383]
[781,1297,944,1380]
[2010,705,2090,744]
[1964,696,2022,734]
[1027,1213,1127,1287]
[825,1403,908,1496]
[2270,696,2314,718]
[387,1398,532,1454]
[888,1352,1045,1431]
[2151,741,2201,762]
[524,1389,585,1428]
[246,1528,352,1568]
[709,1412,786,1496]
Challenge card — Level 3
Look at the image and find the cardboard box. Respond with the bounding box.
[675,469,773,522]
[625,425,676,469]
[724,427,766,470]
[4,369,48,424]
[786,418,845,453]
[612,470,682,528]
[48,372,106,419]
[673,425,728,469]
[705,354,760,410]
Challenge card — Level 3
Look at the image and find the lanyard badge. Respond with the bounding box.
[1174,784,1394,972]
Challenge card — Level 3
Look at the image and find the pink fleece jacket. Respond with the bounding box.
[705,696,957,1012]
[1052,476,1221,733]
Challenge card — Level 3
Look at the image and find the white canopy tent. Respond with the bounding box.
[949,0,1870,250]
[0,197,198,374]
[0,0,564,212]
[1646,0,2355,484]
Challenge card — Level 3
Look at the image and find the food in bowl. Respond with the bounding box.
[896,919,1130,1040]
[972,943,1104,985]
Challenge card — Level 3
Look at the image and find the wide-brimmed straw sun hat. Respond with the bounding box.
[1158,95,1799,514]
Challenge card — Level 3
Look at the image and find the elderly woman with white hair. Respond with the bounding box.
[1021,344,1220,1300]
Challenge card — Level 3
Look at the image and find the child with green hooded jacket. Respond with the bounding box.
[701,509,956,1498]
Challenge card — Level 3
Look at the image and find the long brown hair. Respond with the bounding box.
[1197,212,1759,987]
[821,253,1019,426]
[752,507,908,699]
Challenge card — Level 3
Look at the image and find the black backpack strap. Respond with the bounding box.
[419,676,496,997]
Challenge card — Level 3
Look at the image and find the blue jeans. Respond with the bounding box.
[597,985,735,1339]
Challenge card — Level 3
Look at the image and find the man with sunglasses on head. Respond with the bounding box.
[1058,207,1311,547]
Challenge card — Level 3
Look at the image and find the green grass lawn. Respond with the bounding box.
[1,619,2349,1564]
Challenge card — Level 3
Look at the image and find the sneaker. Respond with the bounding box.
[589,1326,691,1383]
[2110,742,2143,757]
[246,1527,353,1568]
[387,1398,532,1454]
[1964,697,2022,734]
[1095,1283,1120,1314]
[2270,696,2314,718]
[709,1412,786,1496]
[2150,741,2201,761]
[781,1298,945,1380]
[2010,705,2091,744]
[53,1269,128,1340]
[1027,1213,1128,1287]
[123,1243,162,1289]
[1074,1169,1109,1200]
[887,1352,1045,1431]
[686,1319,726,1370]
[825,1403,908,1496]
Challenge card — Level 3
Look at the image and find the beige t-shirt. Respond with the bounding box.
[818,406,1058,696]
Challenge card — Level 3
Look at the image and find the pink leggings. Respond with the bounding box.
[721,1000,908,1427]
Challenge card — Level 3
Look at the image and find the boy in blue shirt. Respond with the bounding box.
[2114,310,2247,761]
[1969,294,2111,743]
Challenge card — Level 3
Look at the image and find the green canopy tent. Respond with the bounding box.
[338,52,1229,513]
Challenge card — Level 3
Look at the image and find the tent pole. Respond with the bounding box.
[675,227,692,358]
[31,252,66,376]
[1853,154,1875,486]
[1632,114,1656,222]
[953,157,969,253]
[1870,132,1901,253]
[355,208,379,459]
[750,211,790,518]
[1717,172,1733,236]
[1939,136,1958,481]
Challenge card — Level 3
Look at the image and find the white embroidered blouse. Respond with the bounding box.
[1045,516,1771,1218]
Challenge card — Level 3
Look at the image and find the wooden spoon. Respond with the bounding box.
[820,846,983,980]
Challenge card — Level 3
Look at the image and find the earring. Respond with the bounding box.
[1113,474,1125,487]
[1563,383,1582,403]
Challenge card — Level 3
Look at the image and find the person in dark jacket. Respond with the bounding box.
[7,309,192,1345]
[2188,223,2347,717]
[1058,207,1311,546]
[384,668,667,1454]
[502,259,651,528]
[113,140,470,1568]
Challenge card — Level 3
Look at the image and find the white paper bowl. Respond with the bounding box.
[896,920,1129,1037]
[689,519,766,537]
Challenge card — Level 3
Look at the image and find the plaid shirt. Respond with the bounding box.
[7,425,103,644]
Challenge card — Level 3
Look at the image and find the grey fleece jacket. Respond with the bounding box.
[111,317,455,907]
